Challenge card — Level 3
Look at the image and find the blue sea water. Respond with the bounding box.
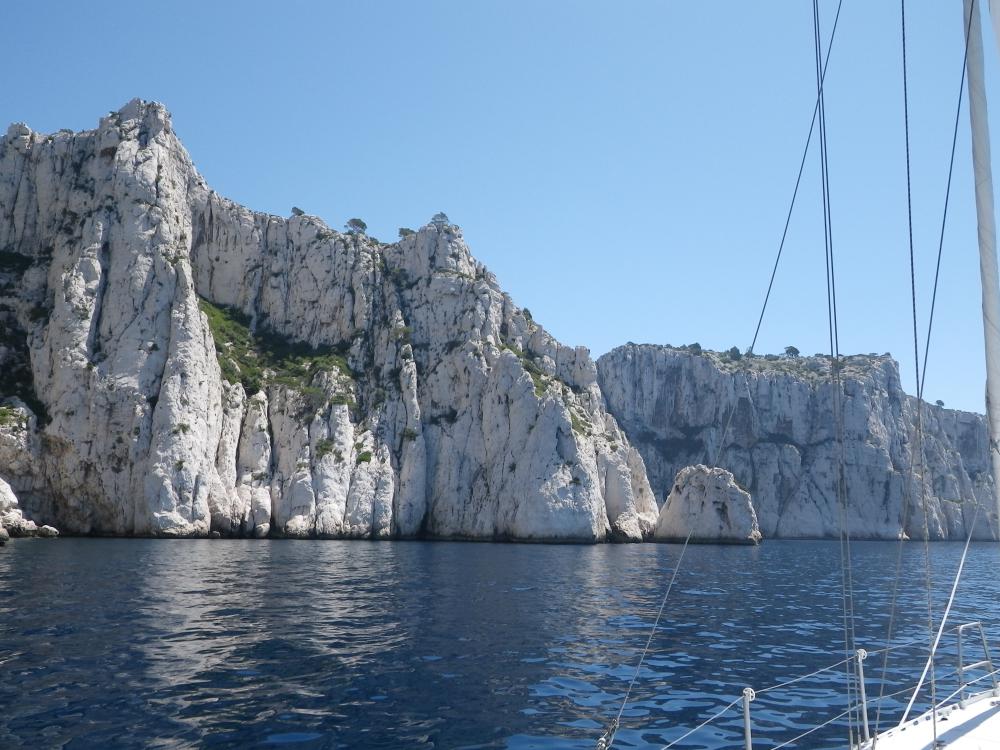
[1,539,998,749]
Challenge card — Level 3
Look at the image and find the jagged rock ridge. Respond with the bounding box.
[597,344,998,540]
[0,99,657,540]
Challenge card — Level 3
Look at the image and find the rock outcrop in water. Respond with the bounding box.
[597,345,997,540]
[0,400,52,539]
[0,99,657,540]
[654,464,762,544]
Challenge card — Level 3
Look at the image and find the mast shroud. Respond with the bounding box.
[965,0,1000,537]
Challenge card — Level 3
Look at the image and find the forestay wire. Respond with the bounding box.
[711,0,845,470]
[614,534,691,728]
[810,0,862,744]
[899,0,942,741]
[596,533,692,750]
[873,1,978,742]
[899,503,982,726]
[597,3,848,748]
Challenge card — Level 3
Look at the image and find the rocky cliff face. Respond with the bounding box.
[3,100,993,543]
[597,345,997,540]
[0,99,657,540]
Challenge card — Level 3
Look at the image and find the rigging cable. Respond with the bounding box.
[920,10,972,395]
[900,504,982,725]
[811,0,860,744]
[748,0,845,357]
[597,533,692,749]
[872,1,976,740]
[715,0,845,473]
[900,0,940,743]
[657,696,742,750]
[597,2,846,746]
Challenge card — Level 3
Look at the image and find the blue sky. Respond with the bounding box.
[4,1,999,412]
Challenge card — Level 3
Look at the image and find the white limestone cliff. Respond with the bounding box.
[0,99,657,541]
[597,345,998,541]
[0,477,34,537]
[4,100,989,543]
[0,401,49,538]
[654,464,762,544]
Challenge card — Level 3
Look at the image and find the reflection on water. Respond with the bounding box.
[0,540,997,748]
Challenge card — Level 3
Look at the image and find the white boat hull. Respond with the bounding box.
[861,690,1000,749]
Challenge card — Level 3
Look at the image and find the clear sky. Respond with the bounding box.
[3,1,999,412]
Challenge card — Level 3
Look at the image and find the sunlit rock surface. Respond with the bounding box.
[0,401,49,538]
[654,464,762,544]
[4,100,992,543]
[0,99,656,540]
[598,345,997,541]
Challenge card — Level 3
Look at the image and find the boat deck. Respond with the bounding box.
[862,691,1000,749]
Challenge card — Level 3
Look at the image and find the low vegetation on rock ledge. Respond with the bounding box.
[198,298,353,396]
[658,343,893,381]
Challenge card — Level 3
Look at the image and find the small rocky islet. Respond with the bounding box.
[0,100,994,544]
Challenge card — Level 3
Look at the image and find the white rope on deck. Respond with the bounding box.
[899,504,980,725]
[927,665,1000,711]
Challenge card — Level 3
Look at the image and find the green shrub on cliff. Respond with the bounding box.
[0,405,25,428]
[199,298,352,397]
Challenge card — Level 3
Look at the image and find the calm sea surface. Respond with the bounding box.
[1,539,998,749]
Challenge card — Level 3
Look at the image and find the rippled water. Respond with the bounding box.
[1,539,998,749]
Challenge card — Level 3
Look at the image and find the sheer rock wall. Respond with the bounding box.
[597,345,997,540]
[0,100,656,540]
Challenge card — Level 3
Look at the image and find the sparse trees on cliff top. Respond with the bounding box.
[345,218,367,235]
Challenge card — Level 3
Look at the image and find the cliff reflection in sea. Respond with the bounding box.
[1,539,997,749]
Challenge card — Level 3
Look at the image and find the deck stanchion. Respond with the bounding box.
[856,649,870,742]
[742,687,755,750]
[959,624,967,704]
